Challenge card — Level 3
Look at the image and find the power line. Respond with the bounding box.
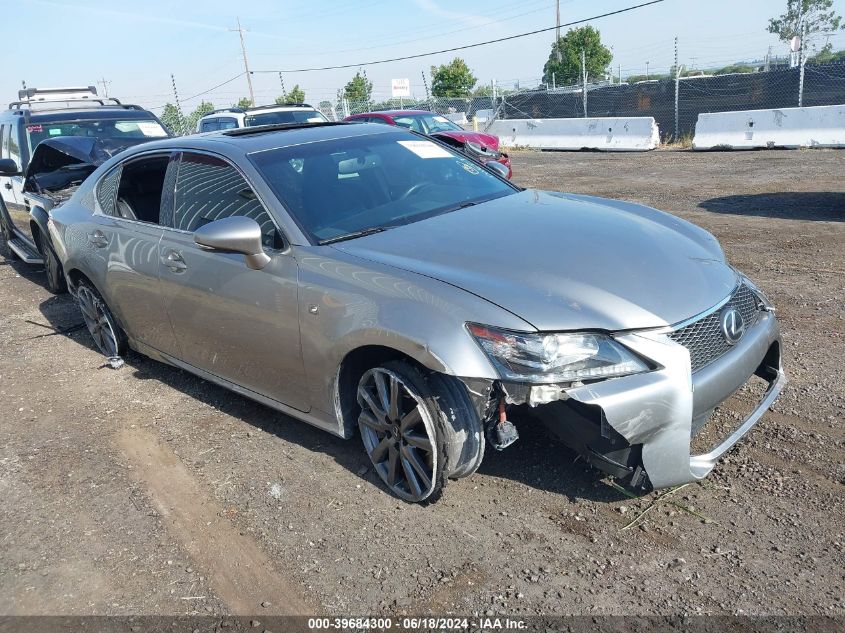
[182,72,246,102]
[252,0,668,74]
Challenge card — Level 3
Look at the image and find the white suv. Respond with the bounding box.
[196,103,329,132]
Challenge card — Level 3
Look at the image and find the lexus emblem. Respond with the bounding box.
[720,306,745,345]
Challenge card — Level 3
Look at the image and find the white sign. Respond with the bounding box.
[391,78,411,98]
[397,140,452,159]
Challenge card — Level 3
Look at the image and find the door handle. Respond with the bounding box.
[87,230,109,248]
[3,183,11,190]
[162,250,187,272]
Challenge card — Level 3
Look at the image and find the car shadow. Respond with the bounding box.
[477,409,633,503]
[23,261,632,504]
[127,356,633,504]
[698,191,845,222]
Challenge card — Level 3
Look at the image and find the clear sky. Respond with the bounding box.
[8,0,845,113]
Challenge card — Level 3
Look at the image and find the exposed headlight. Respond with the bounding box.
[467,323,650,384]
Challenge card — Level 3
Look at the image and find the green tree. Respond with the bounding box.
[276,84,305,104]
[344,71,373,103]
[186,101,215,132]
[234,97,253,109]
[768,0,843,50]
[160,103,184,135]
[810,45,845,63]
[430,58,477,97]
[542,26,612,86]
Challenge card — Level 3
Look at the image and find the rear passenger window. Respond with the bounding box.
[200,119,219,133]
[173,153,281,249]
[218,118,238,130]
[96,166,122,215]
[112,155,171,224]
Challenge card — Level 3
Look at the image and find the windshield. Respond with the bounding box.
[25,119,168,156]
[392,114,462,134]
[249,131,515,244]
[245,110,329,126]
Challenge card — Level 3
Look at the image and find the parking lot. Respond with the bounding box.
[1,148,843,617]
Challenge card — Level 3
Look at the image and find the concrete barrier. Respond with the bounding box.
[692,105,845,150]
[486,117,660,151]
[443,112,468,125]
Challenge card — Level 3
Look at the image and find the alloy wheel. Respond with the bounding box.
[357,368,438,502]
[77,286,119,357]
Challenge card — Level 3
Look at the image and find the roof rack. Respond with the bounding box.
[18,86,97,100]
[8,97,129,110]
[223,121,347,136]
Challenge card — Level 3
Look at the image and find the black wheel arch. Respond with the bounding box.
[338,344,485,480]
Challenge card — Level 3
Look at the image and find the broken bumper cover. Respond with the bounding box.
[563,310,785,488]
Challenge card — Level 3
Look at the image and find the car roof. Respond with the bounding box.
[25,108,158,122]
[1,105,157,123]
[198,104,320,121]
[358,110,436,117]
[122,122,402,157]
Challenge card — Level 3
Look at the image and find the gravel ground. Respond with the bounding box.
[0,148,843,617]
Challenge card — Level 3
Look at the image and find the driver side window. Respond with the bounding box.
[173,152,282,249]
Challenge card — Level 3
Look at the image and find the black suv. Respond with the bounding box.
[0,86,170,292]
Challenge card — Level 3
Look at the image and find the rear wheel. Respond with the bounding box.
[356,360,483,503]
[38,234,67,294]
[76,280,127,358]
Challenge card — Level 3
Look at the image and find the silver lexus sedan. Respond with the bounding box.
[46,122,786,503]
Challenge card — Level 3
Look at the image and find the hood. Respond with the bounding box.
[24,136,139,193]
[333,190,737,332]
[433,130,500,151]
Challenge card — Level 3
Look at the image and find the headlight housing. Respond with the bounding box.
[736,271,775,311]
[467,323,650,384]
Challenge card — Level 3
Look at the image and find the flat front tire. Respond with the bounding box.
[356,360,484,504]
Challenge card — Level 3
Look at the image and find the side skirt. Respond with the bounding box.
[131,339,347,438]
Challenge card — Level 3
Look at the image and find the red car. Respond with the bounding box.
[344,110,512,179]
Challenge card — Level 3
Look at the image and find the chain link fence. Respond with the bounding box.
[314,61,845,143]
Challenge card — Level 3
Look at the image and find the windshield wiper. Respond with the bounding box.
[318,226,390,245]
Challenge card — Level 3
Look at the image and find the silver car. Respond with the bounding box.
[46,122,786,503]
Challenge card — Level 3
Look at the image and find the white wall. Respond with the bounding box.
[693,105,845,150]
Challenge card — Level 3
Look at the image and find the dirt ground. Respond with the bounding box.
[0,149,843,617]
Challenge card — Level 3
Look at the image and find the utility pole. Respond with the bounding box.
[796,2,804,68]
[278,72,286,101]
[556,0,561,41]
[646,61,650,80]
[581,48,587,117]
[618,63,622,85]
[230,17,255,106]
[170,73,186,135]
[555,0,562,62]
[421,70,431,106]
[765,46,772,72]
[98,77,111,98]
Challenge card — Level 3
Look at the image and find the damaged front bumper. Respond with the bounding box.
[462,310,785,490]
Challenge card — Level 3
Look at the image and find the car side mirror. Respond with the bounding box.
[485,160,510,179]
[0,159,20,176]
[193,216,271,270]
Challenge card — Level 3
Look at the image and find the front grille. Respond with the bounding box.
[668,284,761,373]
